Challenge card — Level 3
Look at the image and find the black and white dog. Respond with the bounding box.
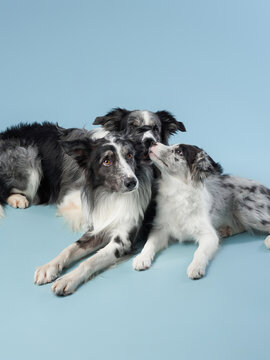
[133,142,270,279]
[0,122,88,229]
[34,133,154,295]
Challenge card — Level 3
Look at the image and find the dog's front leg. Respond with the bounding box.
[133,228,169,271]
[34,231,105,285]
[187,224,219,280]
[51,236,132,296]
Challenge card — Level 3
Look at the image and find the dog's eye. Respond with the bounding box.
[153,125,159,132]
[175,149,183,155]
[127,153,133,159]
[103,158,112,166]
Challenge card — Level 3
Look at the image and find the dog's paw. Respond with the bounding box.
[34,262,62,285]
[7,194,29,209]
[187,261,206,280]
[132,254,153,271]
[51,273,80,296]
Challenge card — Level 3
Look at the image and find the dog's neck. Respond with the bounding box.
[159,170,204,192]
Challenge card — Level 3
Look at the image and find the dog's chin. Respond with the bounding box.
[149,152,167,169]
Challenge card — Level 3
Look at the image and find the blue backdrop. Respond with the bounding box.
[0,1,270,359]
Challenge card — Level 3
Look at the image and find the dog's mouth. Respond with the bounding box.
[149,151,168,167]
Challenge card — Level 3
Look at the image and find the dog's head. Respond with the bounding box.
[93,108,186,161]
[149,143,223,183]
[61,135,140,193]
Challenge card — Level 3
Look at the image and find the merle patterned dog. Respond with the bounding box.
[133,142,270,279]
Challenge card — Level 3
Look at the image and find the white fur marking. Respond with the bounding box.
[57,190,84,232]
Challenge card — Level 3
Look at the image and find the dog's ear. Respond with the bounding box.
[156,110,186,144]
[180,144,223,182]
[93,108,130,131]
[61,138,94,168]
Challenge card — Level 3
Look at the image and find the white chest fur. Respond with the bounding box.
[154,174,210,241]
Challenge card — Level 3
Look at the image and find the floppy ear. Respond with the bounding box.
[61,138,93,168]
[93,108,130,131]
[156,110,186,144]
[181,145,223,182]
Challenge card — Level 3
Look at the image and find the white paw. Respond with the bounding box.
[264,235,270,250]
[34,262,62,285]
[187,261,206,280]
[51,273,80,296]
[7,194,29,209]
[132,254,153,271]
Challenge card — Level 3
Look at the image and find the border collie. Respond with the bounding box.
[34,134,153,295]
[0,122,97,230]
[93,108,186,158]
[133,142,270,279]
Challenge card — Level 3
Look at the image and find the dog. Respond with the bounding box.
[132,142,270,279]
[93,108,186,158]
[0,122,97,230]
[34,133,154,295]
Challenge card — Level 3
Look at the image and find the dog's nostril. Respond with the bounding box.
[124,178,137,190]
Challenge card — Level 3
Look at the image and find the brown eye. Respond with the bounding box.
[175,149,183,155]
[127,153,133,159]
[103,159,112,166]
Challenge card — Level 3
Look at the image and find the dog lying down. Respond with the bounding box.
[133,142,270,279]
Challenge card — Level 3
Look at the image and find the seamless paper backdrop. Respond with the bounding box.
[0,1,270,360]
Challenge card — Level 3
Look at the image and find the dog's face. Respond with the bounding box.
[62,136,139,193]
[149,143,223,182]
[93,108,186,160]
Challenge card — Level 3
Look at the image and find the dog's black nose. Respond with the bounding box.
[124,178,137,191]
[143,138,156,149]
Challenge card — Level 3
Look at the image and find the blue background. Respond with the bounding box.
[0,1,270,359]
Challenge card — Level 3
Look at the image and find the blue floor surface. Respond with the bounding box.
[1,206,270,360]
[1,1,270,359]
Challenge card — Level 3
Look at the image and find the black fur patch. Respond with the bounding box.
[178,144,223,182]
[114,249,120,258]
[114,236,124,246]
